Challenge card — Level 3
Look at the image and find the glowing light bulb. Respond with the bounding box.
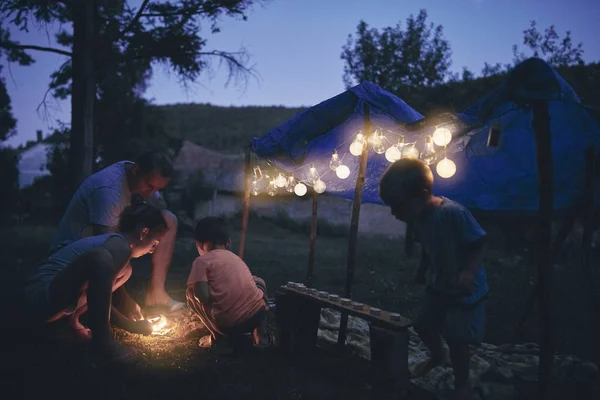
[433,127,452,147]
[294,182,307,196]
[371,130,386,154]
[329,150,341,171]
[285,175,296,193]
[349,133,366,156]
[275,173,287,188]
[385,146,401,162]
[336,164,350,179]
[251,178,260,196]
[313,179,326,194]
[307,163,319,184]
[267,180,278,196]
[436,157,456,178]
[401,144,419,159]
[253,166,263,181]
[420,136,437,165]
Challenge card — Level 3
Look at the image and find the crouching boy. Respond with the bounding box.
[186,217,272,352]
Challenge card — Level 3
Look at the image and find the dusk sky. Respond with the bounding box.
[3,0,599,147]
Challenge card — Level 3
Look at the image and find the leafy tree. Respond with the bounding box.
[341,9,452,92]
[512,20,584,67]
[1,0,261,190]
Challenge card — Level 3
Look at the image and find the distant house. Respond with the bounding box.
[173,140,245,193]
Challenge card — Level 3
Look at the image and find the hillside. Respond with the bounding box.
[154,63,600,154]
[154,103,305,154]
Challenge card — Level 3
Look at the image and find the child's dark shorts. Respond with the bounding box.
[414,291,485,346]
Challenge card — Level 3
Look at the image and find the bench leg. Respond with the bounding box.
[275,293,321,355]
[369,325,410,388]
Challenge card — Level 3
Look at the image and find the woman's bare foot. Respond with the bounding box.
[86,340,139,370]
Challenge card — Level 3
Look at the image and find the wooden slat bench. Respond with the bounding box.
[275,283,413,387]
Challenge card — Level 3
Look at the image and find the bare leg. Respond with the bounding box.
[411,329,448,377]
[448,342,473,400]
[145,210,183,309]
[48,248,119,350]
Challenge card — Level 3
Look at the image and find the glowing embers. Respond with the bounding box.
[147,315,173,336]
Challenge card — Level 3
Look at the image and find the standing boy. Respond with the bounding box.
[379,158,488,400]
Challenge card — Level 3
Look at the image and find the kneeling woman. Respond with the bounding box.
[23,196,168,366]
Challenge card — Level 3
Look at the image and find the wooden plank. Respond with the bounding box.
[280,286,412,331]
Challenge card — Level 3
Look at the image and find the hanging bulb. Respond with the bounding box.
[251,178,260,196]
[349,133,366,156]
[329,150,341,171]
[433,127,452,147]
[285,175,296,193]
[253,166,263,181]
[313,179,326,194]
[420,136,437,165]
[436,157,456,178]
[401,143,419,159]
[267,180,278,196]
[385,135,405,163]
[294,182,307,196]
[336,164,350,179]
[307,163,319,184]
[275,173,287,188]
[371,130,386,154]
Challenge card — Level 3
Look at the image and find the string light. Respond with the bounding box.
[385,135,404,163]
[294,182,307,196]
[401,143,419,159]
[313,179,326,194]
[267,180,278,196]
[329,150,341,171]
[371,130,386,154]
[349,133,366,156]
[249,122,458,196]
[307,163,319,184]
[436,156,456,178]
[275,173,287,188]
[251,178,260,196]
[285,175,296,192]
[420,135,437,165]
[336,164,350,179]
[432,127,452,147]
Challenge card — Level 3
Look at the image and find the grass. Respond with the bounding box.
[1,214,599,399]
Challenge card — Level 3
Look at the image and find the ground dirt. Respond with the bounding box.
[1,214,598,399]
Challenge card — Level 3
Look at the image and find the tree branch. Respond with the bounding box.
[12,44,72,57]
[117,0,151,39]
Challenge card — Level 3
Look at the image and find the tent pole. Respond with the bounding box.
[238,146,252,260]
[306,190,319,287]
[512,207,577,341]
[337,102,371,349]
[531,99,554,400]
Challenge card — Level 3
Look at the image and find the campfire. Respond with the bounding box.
[147,315,173,336]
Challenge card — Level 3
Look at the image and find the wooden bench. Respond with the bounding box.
[275,283,413,387]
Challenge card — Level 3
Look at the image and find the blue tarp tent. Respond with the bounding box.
[252,58,600,213]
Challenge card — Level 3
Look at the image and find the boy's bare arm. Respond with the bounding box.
[464,236,486,274]
[194,282,211,305]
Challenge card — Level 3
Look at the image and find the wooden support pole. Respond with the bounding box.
[531,99,554,400]
[337,102,371,349]
[306,190,319,287]
[238,147,252,260]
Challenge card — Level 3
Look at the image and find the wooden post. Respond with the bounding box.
[238,147,252,260]
[337,102,371,349]
[306,190,319,287]
[531,100,554,400]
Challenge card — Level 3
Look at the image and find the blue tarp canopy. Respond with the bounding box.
[252,58,600,213]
